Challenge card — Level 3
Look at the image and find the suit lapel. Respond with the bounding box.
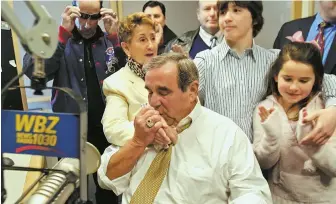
[299,15,335,74]
[282,16,315,47]
[124,65,148,97]
[301,16,315,39]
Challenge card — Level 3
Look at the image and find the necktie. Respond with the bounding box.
[130,117,192,204]
[314,21,330,56]
[210,36,217,49]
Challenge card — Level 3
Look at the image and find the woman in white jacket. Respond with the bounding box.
[253,42,336,203]
[102,12,168,147]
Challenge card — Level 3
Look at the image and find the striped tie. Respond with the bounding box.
[129,117,192,204]
[210,36,217,49]
[314,21,331,56]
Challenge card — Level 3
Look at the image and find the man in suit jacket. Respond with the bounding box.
[273,1,336,75]
[143,1,177,54]
[165,0,223,59]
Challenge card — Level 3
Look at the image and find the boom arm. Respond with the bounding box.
[1,1,58,58]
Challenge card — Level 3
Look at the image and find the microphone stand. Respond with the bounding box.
[1,56,90,203]
[1,1,89,202]
[1,154,7,203]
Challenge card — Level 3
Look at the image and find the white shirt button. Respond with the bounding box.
[79,59,83,62]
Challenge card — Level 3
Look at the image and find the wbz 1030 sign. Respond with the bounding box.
[2,110,80,158]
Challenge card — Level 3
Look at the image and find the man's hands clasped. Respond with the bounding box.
[132,105,178,149]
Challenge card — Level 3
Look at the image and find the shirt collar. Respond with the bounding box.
[218,38,258,62]
[198,26,224,47]
[177,100,202,130]
[314,13,325,31]
[251,40,259,61]
[314,13,336,30]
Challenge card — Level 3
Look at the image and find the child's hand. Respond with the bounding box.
[258,106,275,122]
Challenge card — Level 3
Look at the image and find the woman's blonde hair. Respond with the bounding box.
[118,12,155,43]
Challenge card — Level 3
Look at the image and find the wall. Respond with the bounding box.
[314,0,320,13]
[255,1,292,48]
[121,0,200,37]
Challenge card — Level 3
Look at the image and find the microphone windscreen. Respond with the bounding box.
[59,142,101,175]
[85,142,101,174]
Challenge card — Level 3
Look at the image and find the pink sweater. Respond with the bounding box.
[253,94,336,203]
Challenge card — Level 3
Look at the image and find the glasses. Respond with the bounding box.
[80,12,101,20]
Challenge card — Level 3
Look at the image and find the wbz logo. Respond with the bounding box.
[15,114,60,147]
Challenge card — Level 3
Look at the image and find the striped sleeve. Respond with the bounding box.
[322,74,336,107]
[194,52,208,105]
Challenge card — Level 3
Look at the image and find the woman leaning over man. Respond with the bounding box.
[101,12,160,147]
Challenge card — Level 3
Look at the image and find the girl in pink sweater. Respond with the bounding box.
[253,42,336,204]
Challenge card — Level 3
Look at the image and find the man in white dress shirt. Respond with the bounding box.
[97,53,271,204]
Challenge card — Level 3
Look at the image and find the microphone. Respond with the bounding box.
[26,142,100,204]
[31,55,47,95]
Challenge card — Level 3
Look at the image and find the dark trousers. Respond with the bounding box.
[88,125,119,204]
[262,169,269,180]
[92,172,119,204]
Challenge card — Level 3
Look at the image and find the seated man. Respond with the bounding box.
[98,53,272,204]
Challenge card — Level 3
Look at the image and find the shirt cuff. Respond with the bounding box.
[97,145,131,195]
[107,32,120,47]
[260,109,282,138]
[58,26,72,44]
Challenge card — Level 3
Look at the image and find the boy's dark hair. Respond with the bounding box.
[218,1,264,37]
[142,1,166,17]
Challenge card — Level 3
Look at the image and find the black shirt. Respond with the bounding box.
[77,28,108,153]
[83,37,105,128]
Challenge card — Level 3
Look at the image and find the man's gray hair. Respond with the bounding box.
[144,53,199,92]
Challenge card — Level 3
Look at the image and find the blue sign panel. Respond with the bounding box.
[1,110,80,158]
